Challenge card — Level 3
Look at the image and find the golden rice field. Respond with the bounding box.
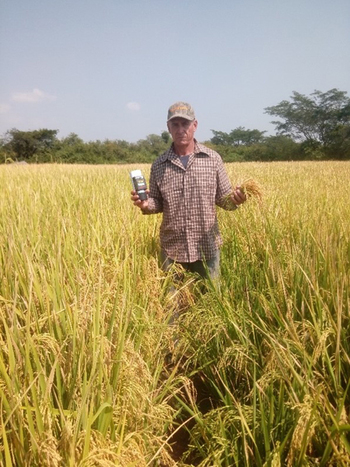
[0,161,349,467]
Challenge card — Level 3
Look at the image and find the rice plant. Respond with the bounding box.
[0,161,349,466]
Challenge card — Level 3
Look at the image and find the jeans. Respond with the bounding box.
[160,249,220,282]
[160,250,220,327]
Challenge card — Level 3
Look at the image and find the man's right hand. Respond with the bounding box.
[131,190,149,211]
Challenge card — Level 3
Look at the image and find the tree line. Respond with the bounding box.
[1,88,349,164]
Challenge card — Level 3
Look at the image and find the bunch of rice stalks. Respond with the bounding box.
[222,177,263,209]
[240,178,263,202]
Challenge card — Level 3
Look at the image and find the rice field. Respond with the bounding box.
[0,161,349,466]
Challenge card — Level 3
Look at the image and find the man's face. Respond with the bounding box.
[167,117,198,147]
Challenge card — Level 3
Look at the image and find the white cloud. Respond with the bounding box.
[0,104,11,114]
[126,102,141,111]
[12,88,57,103]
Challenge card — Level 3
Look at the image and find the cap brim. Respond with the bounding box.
[167,114,195,122]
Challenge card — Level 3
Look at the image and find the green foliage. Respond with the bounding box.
[205,135,301,162]
[0,130,169,164]
[136,133,169,160]
[2,128,59,161]
[265,88,350,158]
[210,126,266,146]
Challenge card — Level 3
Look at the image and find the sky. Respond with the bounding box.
[1,0,349,143]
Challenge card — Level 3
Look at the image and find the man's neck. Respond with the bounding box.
[173,140,195,156]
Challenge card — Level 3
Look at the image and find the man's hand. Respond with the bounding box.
[232,186,246,207]
[131,190,150,211]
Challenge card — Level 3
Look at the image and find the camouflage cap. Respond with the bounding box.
[167,102,196,122]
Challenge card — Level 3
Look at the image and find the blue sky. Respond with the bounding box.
[1,0,349,143]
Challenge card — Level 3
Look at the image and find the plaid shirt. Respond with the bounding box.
[144,140,237,262]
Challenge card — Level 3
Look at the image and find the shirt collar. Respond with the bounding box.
[160,139,212,162]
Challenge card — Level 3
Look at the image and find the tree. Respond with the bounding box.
[161,131,171,144]
[3,128,59,161]
[264,89,350,158]
[263,135,301,161]
[210,127,266,146]
[136,134,169,158]
[60,133,84,146]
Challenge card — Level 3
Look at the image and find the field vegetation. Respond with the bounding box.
[0,161,349,466]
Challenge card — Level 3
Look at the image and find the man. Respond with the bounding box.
[131,101,246,283]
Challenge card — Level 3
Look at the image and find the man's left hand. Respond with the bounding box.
[232,186,246,207]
